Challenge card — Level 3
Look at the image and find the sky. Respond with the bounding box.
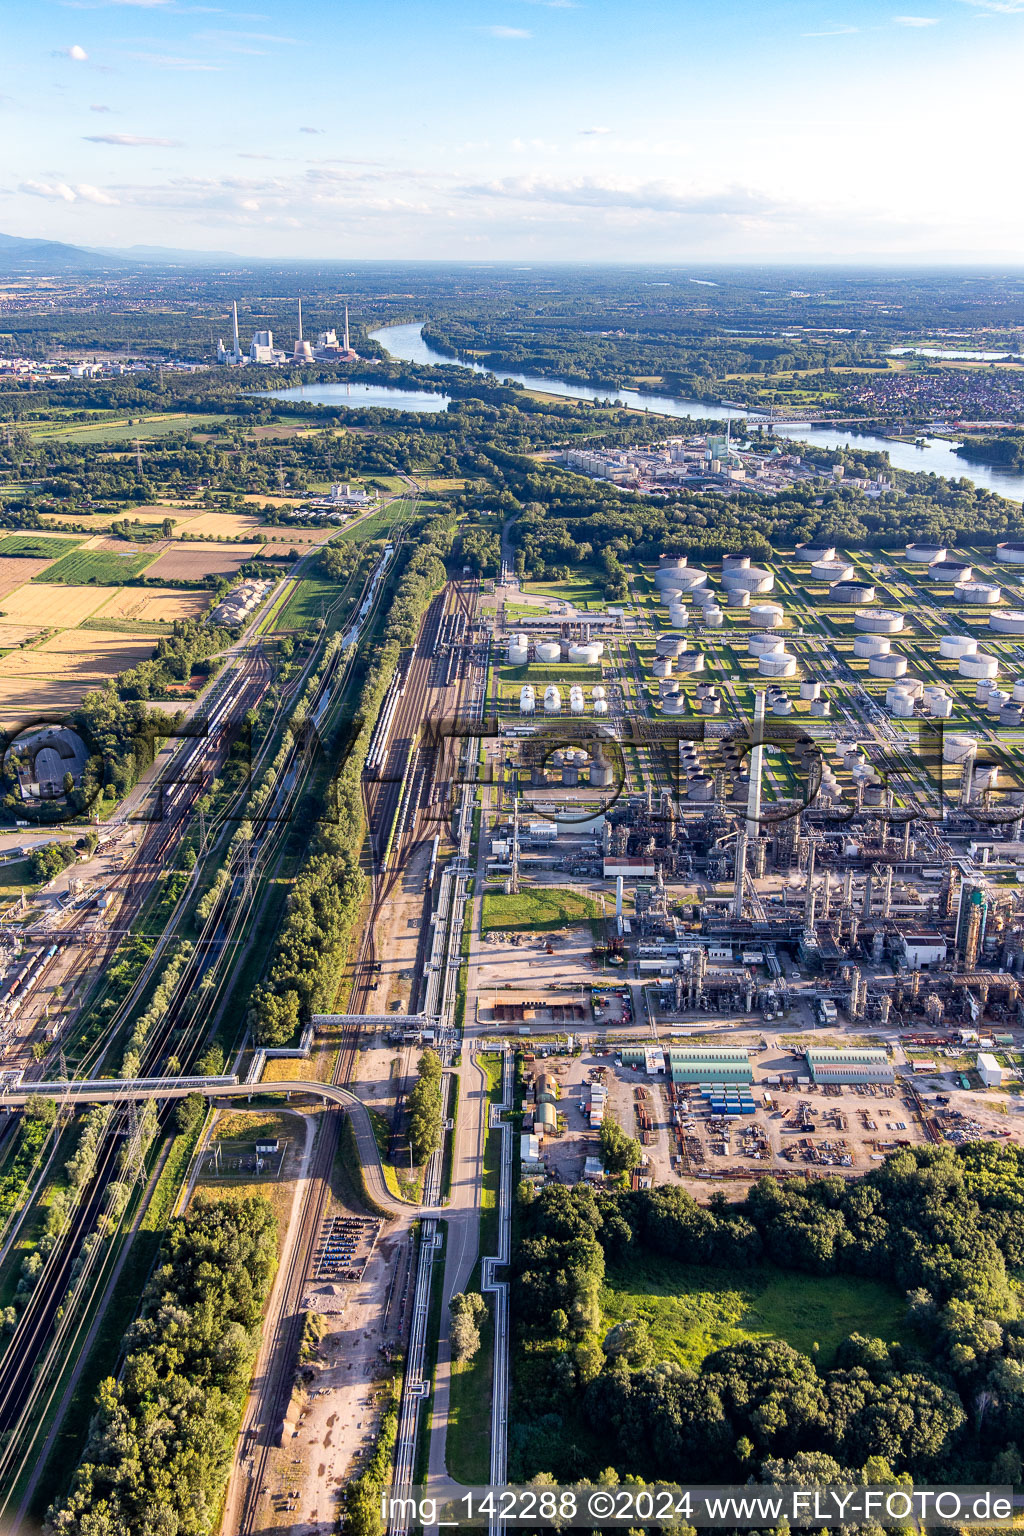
[4,0,1024,262]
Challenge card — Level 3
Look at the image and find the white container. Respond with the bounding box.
[1013,680,1024,703]
[594,699,609,715]
[543,685,562,714]
[853,634,891,658]
[811,559,855,584]
[723,565,774,594]
[676,651,705,673]
[890,693,916,719]
[939,634,978,659]
[658,678,679,698]
[536,641,561,663]
[701,694,722,714]
[931,562,973,583]
[930,694,953,718]
[800,680,821,700]
[959,653,999,680]
[722,553,751,571]
[592,685,607,700]
[796,543,836,562]
[749,603,784,627]
[811,698,831,717]
[660,588,683,607]
[568,642,602,664]
[702,606,723,626]
[988,688,1010,711]
[652,657,674,679]
[990,611,1024,635]
[570,685,585,715]
[749,635,786,656]
[996,543,1024,564]
[519,685,535,714]
[661,693,686,714]
[656,635,688,657]
[507,633,529,665]
[956,582,1001,605]
[869,654,908,679]
[834,583,876,604]
[668,603,690,627]
[942,733,977,764]
[771,696,793,715]
[758,653,797,677]
[855,609,904,634]
[727,588,750,607]
[906,543,946,563]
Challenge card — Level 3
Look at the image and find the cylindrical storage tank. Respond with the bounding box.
[724,565,774,594]
[658,678,679,698]
[589,758,613,786]
[855,609,903,634]
[900,678,925,699]
[833,582,876,605]
[660,693,686,714]
[811,559,855,584]
[652,657,674,679]
[722,553,751,571]
[869,654,908,679]
[749,634,786,656]
[687,775,715,801]
[959,653,999,680]
[758,653,797,677]
[543,685,562,713]
[569,685,585,715]
[673,569,710,591]
[659,588,683,608]
[797,542,837,562]
[988,689,1010,712]
[677,651,705,673]
[519,685,535,715]
[956,582,1001,604]
[853,634,890,658]
[930,693,953,719]
[702,606,723,626]
[811,698,831,717]
[890,692,916,719]
[691,586,714,604]
[990,611,1024,635]
[939,634,978,659]
[974,764,1000,792]
[668,603,690,627]
[536,641,561,663]
[567,642,602,664]
[727,588,750,608]
[771,696,793,715]
[931,561,973,583]
[593,698,608,716]
[943,733,977,764]
[700,694,722,714]
[976,681,993,703]
[507,634,529,665]
[592,685,606,700]
[996,543,1024,564]
[656,635,687,657]
[1000,705,1023,726]
[1013,679,1024,703]
[750,603,784,627]
[800,680,821,701]
[906,543,947,563]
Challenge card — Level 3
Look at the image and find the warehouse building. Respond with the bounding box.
[665,1046,753,1085]
[804,1046,893,1084]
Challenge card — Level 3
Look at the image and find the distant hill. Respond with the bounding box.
[88,242,243,264]
[0,231,129,275]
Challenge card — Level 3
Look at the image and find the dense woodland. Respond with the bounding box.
[512,1144,1024,1489]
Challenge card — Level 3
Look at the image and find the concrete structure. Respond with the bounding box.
[853,634,891,658]
[869,653,908,679]
[906,543,947,564]
[956,582,1002,604]
[939,634,978,659]
[989,611,1024,635]
[959,652,1000,680]
[855,610,904,634]
[833,582,876,604]
[805,1046,893,1084]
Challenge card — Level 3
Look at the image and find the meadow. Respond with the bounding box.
[480,887,601,933]
[34,548,156,585]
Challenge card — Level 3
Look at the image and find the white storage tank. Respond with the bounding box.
[724,565,774,594]
[988,688,1010,712]
[1000,705,1023,725]
[722,553,751,571]
[976,680,993,703]
[749,634,786,656]
[677,651,705,673]
[749,603,784,627]
[800,680,821,701]
[660,588,683,607]
[592,685,607,700]
[691,586,714,604]
[652,657,674,679]
[656,635,688,657]
[810,697,831,717]
[673,568,710,591]
[796,542,836,562]
[758,652,797,677]
[654,556,690,589]
[834,582,876,605]
[996,542,1024,564]
[956,582,1001,605]
[658,678,679,698]
[593,698,609,716]
[687,775,715,801]
[727,588,750,608]
[507,633,529,665]
[930,693,953,719]
[852,634,890,659]
[931,561,973,583]
[519,685,535,715]
[990,611,1024,635]
[1013,680,1024,703]
[536,641,561,663]
[959,652,999,680]
[569,685,585,715]
[811,558,855,584]
[660,693,686,714]
[855,609,904,634]
[702,605,723,626]
[543,685,562,714]
[668,603,690,627]
[974,764,1000,792]
[771,696,793,715]
[870,653,908,678]
[939,634,978,659]
[568,642,603,664]
[906,542,947,564]
[701,693,722,714]
[889,690,916,719]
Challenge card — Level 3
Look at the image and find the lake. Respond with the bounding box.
[268,378,450,413]
[370,323,1024,503]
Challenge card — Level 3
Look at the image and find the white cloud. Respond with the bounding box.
[84,132,182,145]
[90,103,113,111]
[19,179,119,203]
[479,24,531,37]
[462,174,781,218]
[893,13,939,22]
[579,125,610,135]
[57,43,89,60]
[123,51,222,68]
[299,126,324,134]
[958,0,1024,10]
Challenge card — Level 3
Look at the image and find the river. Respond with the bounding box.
[370,322,1024,504]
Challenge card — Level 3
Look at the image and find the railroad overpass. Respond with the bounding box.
[1,1074,415,1217]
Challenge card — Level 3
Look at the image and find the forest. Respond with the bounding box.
[510,1144,1024,1489]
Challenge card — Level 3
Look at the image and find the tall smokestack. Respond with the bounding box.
[297,297,303,343]
[804,841,816,931]
[232,300,240,356]
[746,689,766,839]
[344,304,351,353]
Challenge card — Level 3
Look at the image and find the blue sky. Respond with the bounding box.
[5,0,1023,260]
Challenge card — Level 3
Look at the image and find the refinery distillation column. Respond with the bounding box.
[733,688,766,919]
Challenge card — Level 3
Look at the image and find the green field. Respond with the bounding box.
[333,497,414,543]
[28,413,233,445]
[602,1254,911,1370]
[274,577,350,631]
[0,534,83,560]
[481,886,601,934]
[34,548,157,585]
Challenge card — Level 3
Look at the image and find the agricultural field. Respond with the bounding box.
[35,546,157,585]
[0,557,59,600]
[0,534,83,560]
[0,584,122,627]
[91,587,211,624]
[274,577,352,631]
[601,1254,910,1370]
[27,412,231,444]
[0,628,156,719]
[145,544,265,580]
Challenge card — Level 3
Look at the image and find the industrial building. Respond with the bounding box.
[664,1046,753,1085]
[804,1047,893,1084]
